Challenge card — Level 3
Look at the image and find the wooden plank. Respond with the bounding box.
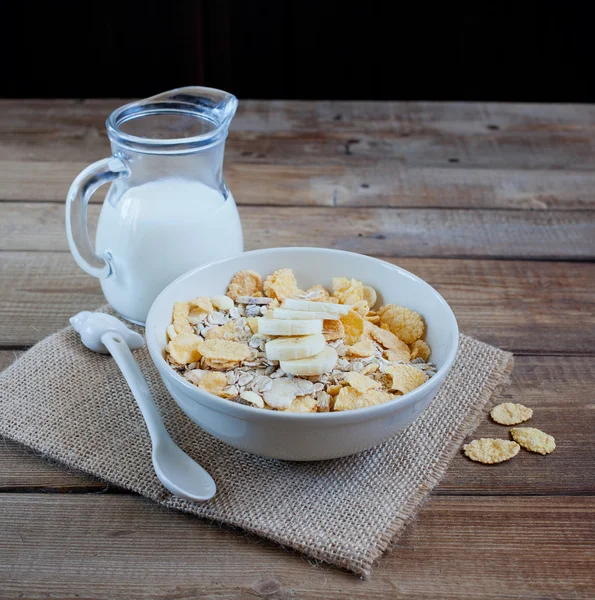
[0,355,592,495]
[1,100,595,171]
[1,253,594,352]
[2,202,595,259]
[0,493,592,599]
[3,99,594,129]
[3,159,595,210]
[233,99,595,133]
[0,439,100,492]
[0,100,595,159]
[0,253,103,347]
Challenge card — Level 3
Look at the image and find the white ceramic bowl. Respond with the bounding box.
[146,248,459,461]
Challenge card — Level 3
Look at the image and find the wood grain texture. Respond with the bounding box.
[3,160,595,210]
[0,438,99,492]
[0,493,592,599]
[2,100,595,169]
[1,100,595,598]
[2,202,595,259]
[2,253,594,352]
[0,355,592,495]
[2,99,595,212]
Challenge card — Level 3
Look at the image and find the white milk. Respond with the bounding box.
[96,178,243,323]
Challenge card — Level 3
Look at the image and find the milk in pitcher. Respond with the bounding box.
[96,178,243,323]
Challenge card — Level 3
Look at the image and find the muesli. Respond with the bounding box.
[165,268,435,412]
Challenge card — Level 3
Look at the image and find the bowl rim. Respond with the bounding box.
[146,247,459,422]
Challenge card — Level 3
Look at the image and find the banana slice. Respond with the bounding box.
[271,308,339,321]
[257,318,323,336]
[280,345,338,376]
[283,298,350,316]
[265,333,326,361]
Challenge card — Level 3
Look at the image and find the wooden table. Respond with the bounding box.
[0,100,594,599]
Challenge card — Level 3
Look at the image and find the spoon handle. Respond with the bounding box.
[101,331,168,441]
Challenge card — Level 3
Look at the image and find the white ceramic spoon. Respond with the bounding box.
[70,311,216,502]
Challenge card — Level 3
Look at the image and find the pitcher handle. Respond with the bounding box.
[65,156,129,279]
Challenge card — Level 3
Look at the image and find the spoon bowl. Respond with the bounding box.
[152,440,216,501]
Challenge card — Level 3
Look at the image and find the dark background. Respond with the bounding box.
[3,0,594,101]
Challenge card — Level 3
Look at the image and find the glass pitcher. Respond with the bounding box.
[66,87,244,325]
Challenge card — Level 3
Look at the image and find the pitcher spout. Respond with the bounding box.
[147,86,237,129]
[213,91,238,130]
[106,86,238,153]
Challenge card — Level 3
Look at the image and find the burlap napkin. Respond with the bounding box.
[0,308,513,577]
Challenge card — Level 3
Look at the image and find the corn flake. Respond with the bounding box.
[173,317,193,335]
[327,384,342,396]
[172,302,193,334]
[384,348,409,364]
[205,321,236,340]
[167,332,202,365]
[196,371,229,397]
[200,357,238,371]
[333,386,391,411]
[379,305,424,345]
[332,277,364,305]
[490,403,533,426]
[386,364,428,394]
[173,301,189,321]
[409,339,431,361]
[197,339,251,362]
[366,322,410,359]
[351,300,370,317]
[263,269,299,301]
[227,270,263,301]
[510,427,556,455]
[246,317,260,333]
[344,371,381,393]
[463,439,520,464]
[190,296,213,313]
[340,309,364,345]
[284,395,317,413]
[361,363,380,375]
[366,389,393,405]
[332,387,366,411]
[323,319,345,342]
[305,285,331,300]
[187,296,214,324]
[347,337,376,358]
